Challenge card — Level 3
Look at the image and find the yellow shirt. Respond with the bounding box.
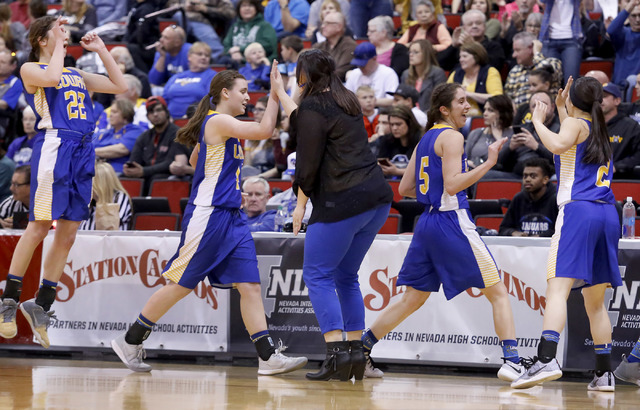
[447,67,503,117]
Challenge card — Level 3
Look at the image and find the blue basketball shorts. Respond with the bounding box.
[162,204,260,289]
[547,201,621,288]
[397,208,501,300]
[29,129,95,221]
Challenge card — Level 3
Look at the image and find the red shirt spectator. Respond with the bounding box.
[9,0,29,29]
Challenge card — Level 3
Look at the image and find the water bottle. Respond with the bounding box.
[274,205,286,232]
[622,197,636,239]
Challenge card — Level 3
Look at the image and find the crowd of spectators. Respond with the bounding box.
[1,0,640,234]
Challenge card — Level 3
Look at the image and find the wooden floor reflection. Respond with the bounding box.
[0,358,638,409]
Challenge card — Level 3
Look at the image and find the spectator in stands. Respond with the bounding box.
[369,106,390,144]
[28,1,47,31]
[466,94,516,169]
[620,72,640,124]
[451,9,505,72]
[6,107,36,168]
[94,99,146,174]
[607,0,640,88]
[600,82,640,179]
[244,96,268,167]
[307,0,350,43]
[513,65,554,124]
[349,0,392,38]
[8,0,29,29]
[374,105,423,177]
[538,0,582,84]
[388,84,428,128]
[242,176,276,232]
[357,85,378,140]
[469,0,501,40]
[148,25,191,87]
[222,0,278,65]
[54,0,97,44]
[97,74,150,130]
[279,35,303,94]
[0,51,21,140]
[313,11,356,82]
[0,165,29,229]
[490,91,556,179]
[499,0,539,46]
[124,0,161,73]
[398,1,452,53]
[86,0,127,26]
[447,41,503,118]
[367,15,409,79]
[345,42,398,107]
[122,96,180,192]
[0,4,28,62]
[163,42,217,119]
[0,149,14,202]
[264,0,310,39]
[239,42,271,91]
[585,69,610,85]
[524,12,542,38]
[499,158,557,237]
[505,31,562,107]
[79,161,132,231]
[498,0,539,20]
[401,39,447,113]
[168,0,234,61]
[110,46,152,99]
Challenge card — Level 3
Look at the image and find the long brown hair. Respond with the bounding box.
[426,83,463,130]
[570,77,611,165]
[296,49,361,116]
[28,16,57,62]
[63,0,88,20]
[407,39,439,87]
[0,4,15,52]
[176,70,246,147]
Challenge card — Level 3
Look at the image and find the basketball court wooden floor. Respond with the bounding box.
[0,357,638,409]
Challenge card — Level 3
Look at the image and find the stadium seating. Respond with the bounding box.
[474,180,522,200]
[474,214,503,231]
[379,214,402,234]
[132,213,181,231]
[611,180,640,202]
[120,178,144,198]
[131,197,171,214]
[149,179,191,214]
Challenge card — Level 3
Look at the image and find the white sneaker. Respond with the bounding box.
[111,333,152,372]
[364,353,383,378]
[497,357,532,382]
[588,371,615,392]
[258,342,307,375]
[0,299,18,339]
[613,354,640,386]
[511,357,562,389]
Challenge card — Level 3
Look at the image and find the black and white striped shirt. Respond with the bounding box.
[78,191,132,231]
[0,196,28,219]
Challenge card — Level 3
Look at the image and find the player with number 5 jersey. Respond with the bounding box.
[361,83,530,383]
[0,16,127,348]
[512,77,622,391]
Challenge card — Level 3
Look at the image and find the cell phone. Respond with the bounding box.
[512,126,523,134]
[278,63,288,75]
[378,158,392,167]
[125,161,135,167]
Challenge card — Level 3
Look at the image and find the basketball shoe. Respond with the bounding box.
[20,299,56,348]
[613,354,640,386]
[588,371,615,392]
[111,333,152,372]
[364,353,384,378]
[0,299,18,338]
[511,357,562,389]
[498,357,533,382]
[258,341,308,375]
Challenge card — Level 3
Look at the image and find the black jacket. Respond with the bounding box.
[129,123,180,178]
[607,112,640,177]
[496,119,558,176]
[499,185,558,237]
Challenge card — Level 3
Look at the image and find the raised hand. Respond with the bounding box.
[52,16,68,44]
[486,137,508,165]
[555,76,572,107]
[80,32,106,53]
[532,100,548,124]
[270,60,285,95]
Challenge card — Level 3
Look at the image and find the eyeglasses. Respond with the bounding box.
[11,182,28,187]
[630,14,640,19]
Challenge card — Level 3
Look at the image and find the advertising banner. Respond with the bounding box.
[43,232,228,352]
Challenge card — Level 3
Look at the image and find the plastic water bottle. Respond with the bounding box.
[274,205,286,232]
[622,197,636,238]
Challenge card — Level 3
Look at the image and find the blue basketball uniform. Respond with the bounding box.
[24,64,96,221]
[547,119,621,288]
[397,125,501,299]
[162,111,260,289]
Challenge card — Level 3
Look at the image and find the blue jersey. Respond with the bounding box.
[24,64,95,135]
[415,124,469,211]
[190,111,244,208]
[554,118,615,206]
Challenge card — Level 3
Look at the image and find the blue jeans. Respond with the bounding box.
[349,0,393,38]
[173,14,224,60]
[542,38,582,85]
[303,203,391,334]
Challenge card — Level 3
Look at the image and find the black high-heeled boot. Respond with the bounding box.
[306,341,351,381]
[349,340,366,380]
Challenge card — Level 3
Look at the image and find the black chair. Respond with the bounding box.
[180,197,189,215]
[132,197,171,214]
[468,199,503,219]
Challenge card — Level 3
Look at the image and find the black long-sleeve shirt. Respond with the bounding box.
[499,186,558,237]
[129,123,180,178]
[291,93,393,224]
[607,112,640,178]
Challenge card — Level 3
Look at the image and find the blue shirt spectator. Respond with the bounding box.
[86,0,128,25]
[148,26,192,86]
[6,107,37,167]
[247,210,276,231]
[243,176,276,232]
[238,42,271,91]
[607,6,640,86]
[94,100,145,173]
[264,0,309,38]
[163,42,217,118]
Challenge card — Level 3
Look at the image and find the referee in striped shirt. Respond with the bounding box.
[0,165,29,229]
